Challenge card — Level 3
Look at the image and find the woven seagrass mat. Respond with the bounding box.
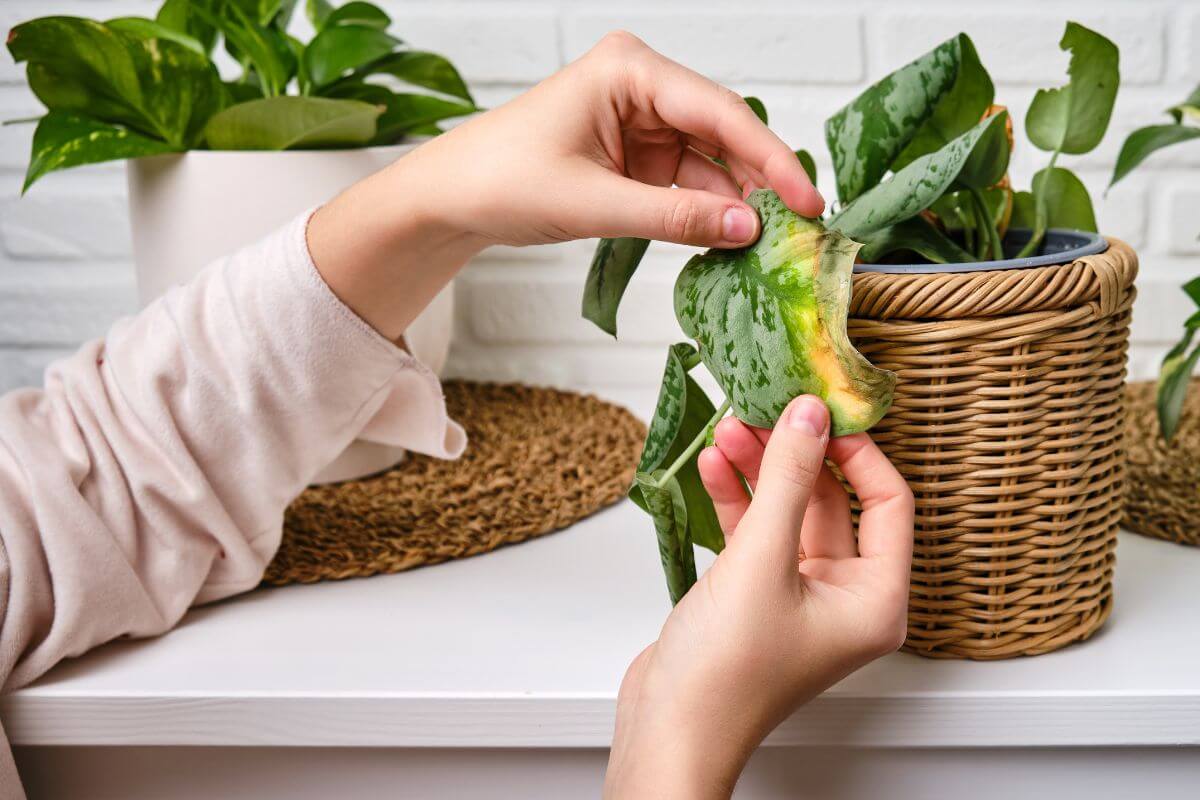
[263,381,646,586]
[1124,379,1200,546]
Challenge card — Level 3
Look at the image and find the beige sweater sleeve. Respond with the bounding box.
[0,213,466,795]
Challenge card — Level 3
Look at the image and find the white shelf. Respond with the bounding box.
[4,390,1198,749]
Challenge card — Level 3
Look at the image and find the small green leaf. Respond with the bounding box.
[1032,166,1097,232]
[1184,276,1200,308]
[203,95,381,150]
[581,237,651,337]
[202,2,296,96]
[954,110,1010,190]
[829,114,1005,240]
[858,216,974,264]
[1158,330,1200,442]
[1167,83,1200,123]
[1109,124,1200,187]
[304,24,401,88]
[795,149,817,187]
[107,16,206,55]
[743,96,768,125]
[306,0,334,29]
[676,190,896,435]
[22,111,177,192]
[323,1,391,31]
[1025,22,1120,156]
[825,33,991,204]
[634,472,697,605]
[349,51,474,103]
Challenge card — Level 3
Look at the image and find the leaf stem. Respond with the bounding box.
[969,186,1003,261]
[1016,149,1060,259]
[655,399,731,488]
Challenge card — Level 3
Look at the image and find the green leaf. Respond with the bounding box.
[225,0,286,27]
[157,0,219,53]
[1184,276,1200,308]
[22,111,177,192]
[634,472,697,605]
[825,33,992,205]
[1011,190,1036,229]
[1158,329,1200,442]
[304,24,401,89]
[322,1,391,30]
[324,82,474,143]
[106,16,205,55]
[349,51,474,103]
[676,190,897,435]
[8,16,226,148]
[954,110,1010,190]
[1031,166,1096,232]
[744,96,768,125]
[201,3,296,96]
[581,237,651,337]
[630,343,725,555]
[829,114,1005,240]
[858,216,974,264]
[203,95,381,150]
[1167,83,1200,124]
[306,0,335,29]
[1026,22,1120,155]
[795,149,817,187]
[1109,124,1200,187]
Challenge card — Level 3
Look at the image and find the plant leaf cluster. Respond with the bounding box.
[8,0,478,190]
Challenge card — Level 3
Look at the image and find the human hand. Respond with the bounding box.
[604,396,914,799]
[307,32,823,340]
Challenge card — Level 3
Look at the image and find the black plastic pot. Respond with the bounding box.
[854,228,1108,274]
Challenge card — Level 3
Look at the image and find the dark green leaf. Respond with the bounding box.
[8,16,226,148]
[350,51,473,103]
[306,0,334,29]
[630,343,725,555]
[795,149,817,187]
[321,81,473,142]
[1026,22,1120,155]
[106,16,205,55]
[323,1,391,30]
[1109,124,1200,187]
[634,472,696,605]
[22,111,177,192]
[858,216,974,264]
[225,0,285,27]
[1158,330,1200,442]
[1011,190,1036,229]
[201,3,296,96]
[1032,166,1096,232]
[157,0,219,53]
[1184,276,1200,308]
[829,114,1005,240]
[581,237,651,337]
[304,24,401,88]
[825,33,990,204]
[954,110,1010,190]
[203,95,381,149]
[676,190,896,435]
[743,96,768,125]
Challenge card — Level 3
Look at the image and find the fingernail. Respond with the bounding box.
[722,206,755,243]
[786,395,828,438]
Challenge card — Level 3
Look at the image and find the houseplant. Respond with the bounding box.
[7,0,478,482]
[589,23,1136,659]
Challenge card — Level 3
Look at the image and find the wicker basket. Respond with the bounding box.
[1123,379,1200,546]
[846,239,1138,659]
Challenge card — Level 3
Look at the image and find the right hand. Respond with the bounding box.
[605,396,914,798]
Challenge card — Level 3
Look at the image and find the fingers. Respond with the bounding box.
[586,171,760,248]
[712,416,766,490]
[826,434,914,578]
[697,446,750,535]
[737,396,830,566]
[800,467,856,560]
[674,149,741,199]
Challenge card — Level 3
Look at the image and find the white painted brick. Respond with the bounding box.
[0,347,73,392]
[563,9,864,84]
[0,267,135,345]
[1178,7,1200,82]
[1162,184,1200,255]
[873,8,1165,86]
[446,341,669,390]
[1130,272,1200,343]
[375,2,560,83]
[0,192,131,260]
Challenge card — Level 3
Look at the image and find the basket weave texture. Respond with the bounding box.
[1123,379,1200,546]
[265,381,645,586]
[847,239,1138,659]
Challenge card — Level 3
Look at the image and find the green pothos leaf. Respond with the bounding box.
[1109,124,1200,187]
[631,343,725,555]
[795,149,817,187]
[582,237,651,337]
[1025,22,1119,156]
[1031,166,1096,232]
[676,190,896,436]
[1168,84,1200,123]
[858,216,973,264]
[1158,313,1200,442]
[1184,276,1200,308]
[22,111,178,192]
[1011,190,1036,229]
[744,96,768,125]
[825,33,990,205]
[634,472,697,605]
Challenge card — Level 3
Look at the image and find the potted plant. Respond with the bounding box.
[586,23,1135,659]
[6,0,478,482]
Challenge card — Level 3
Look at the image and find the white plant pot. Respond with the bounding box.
[126,145,454,483]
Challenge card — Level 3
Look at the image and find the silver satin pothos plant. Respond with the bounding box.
[583,23,1121,603]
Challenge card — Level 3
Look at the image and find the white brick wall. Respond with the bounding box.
[0,0,1195,395]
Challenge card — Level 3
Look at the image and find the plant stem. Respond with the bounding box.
[969,187,1004,261]
[969,192,990,260]
[655,399,731,488]
[1016,149,1060,259]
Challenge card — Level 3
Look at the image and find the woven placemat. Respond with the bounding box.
[263,381,646,586]
[1124,379,1200,546]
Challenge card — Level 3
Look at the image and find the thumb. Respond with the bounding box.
[738,396,830,566]
[588,173,760,248]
